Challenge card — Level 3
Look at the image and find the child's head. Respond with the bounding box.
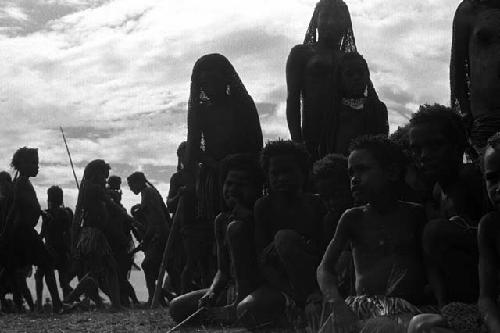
[47,185,63,208]
[107,175,122,203]
[337,52,369,98]
[220,153,264,210]
[313,154,351,212]
[348,135,406,204]
[408,104,466,183]
[261,140,310,194]
[127,172,147,195]
[484,133,500,210]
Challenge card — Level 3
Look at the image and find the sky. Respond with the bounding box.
[0,0,460,212]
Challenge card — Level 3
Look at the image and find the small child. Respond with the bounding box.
[237,140,326,327]
[408,104,486,308]
[169,153,264,324]
[317,135,429,332]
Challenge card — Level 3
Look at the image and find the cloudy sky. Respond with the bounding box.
[0,0,459,211]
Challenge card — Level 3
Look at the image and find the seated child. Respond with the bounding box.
[169,153,264,324]
[317,135,429,332]
[408,104,487,308]
[237,140,326,327]
[407,132,500,333]
[312,154,354,298]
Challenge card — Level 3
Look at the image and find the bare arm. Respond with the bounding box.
[286,46,305,142]
[317,210,354,302]
[254,198,272,262]
[478,213,500,332]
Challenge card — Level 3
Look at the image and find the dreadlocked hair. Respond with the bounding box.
[312,153,348,185]
[261,140,311,178]
[47,185,63,206]
[186,54,262,165]
[409,104,467,154]
[303,0,356,52]
[219,153,265,190]
[349,134,407,182]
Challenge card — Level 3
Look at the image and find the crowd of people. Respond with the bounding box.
[1,0,500,332]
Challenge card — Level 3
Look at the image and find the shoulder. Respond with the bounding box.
[215,212,231,227]
[254,196,272,217]
[479,212,500,238]
[340,206,365,222]
[287,45,311,65]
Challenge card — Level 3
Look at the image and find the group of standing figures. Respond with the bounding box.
[1,0,500,332]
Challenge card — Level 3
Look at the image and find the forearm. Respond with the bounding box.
[207,270,229,297]
[286,99,302,142]
[317,264,343,302]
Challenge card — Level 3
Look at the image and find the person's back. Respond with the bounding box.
[42,207,72,252]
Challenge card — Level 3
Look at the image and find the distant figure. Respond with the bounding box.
[451,0,500,155]
[286,0,356,160]
[35,185,73,309]
[320,52,388,156]
[127,171,171,306]
[0,171,13,234]
[184,53,263,225]
[105,176,140,307]
[0,147,62,312]
[66,159,121,310]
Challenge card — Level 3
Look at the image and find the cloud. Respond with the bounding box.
[0,0,461,211]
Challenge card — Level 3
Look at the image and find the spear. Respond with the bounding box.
[60,127,79,190]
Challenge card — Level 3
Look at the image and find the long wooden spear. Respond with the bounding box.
[60,127,79,190]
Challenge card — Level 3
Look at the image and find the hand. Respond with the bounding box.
[198,291,216,309]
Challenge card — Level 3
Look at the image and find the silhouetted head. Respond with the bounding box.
[83,159,110,186]
[191,53,237,101]
[348,135,406,204]
[408,104,466,183]
[313,153,351,212]
[127,171,147,195]
[337,52,370,98]
[11,147,39,178]
[261,140,310,194]
[304,0,356,51]
[47,185,63,207]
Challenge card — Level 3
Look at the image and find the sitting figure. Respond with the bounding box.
[169,153,264,325]
[408,104,486,308]
[237,140,326,328]
[317,135,429,332]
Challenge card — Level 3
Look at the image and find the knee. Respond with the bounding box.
[274,229,301,257]
[169,296,192,323]
[408,314,447,333]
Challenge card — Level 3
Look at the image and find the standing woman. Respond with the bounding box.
[1,147,62,312]
[286,0,356,161]
[184,53,263,226]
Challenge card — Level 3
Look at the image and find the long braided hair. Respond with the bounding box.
[185,53,263,170]
[320,52,388,156]
[303,0,356,52]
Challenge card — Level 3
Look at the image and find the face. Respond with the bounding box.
[127,180,142,195]
[484,146,500,209]
[198,69,227,100]
[268,155,305,194]
[341,59,368,98]
[21,152,39,177]
[348,149,392,204]
[408,123,460,182]
[317,6,347,42]
[316,178,351,212]
[222,170,259,209]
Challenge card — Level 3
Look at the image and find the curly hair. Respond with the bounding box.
[312,153,348,185]
[349,134,407,175]
[107,175,121,190]
[11,147,38,172]
[47,185,63,206]
[409,103,467,154]
[487,132,500,150]
[303,0,356,52]
[261,140,310,177]
[219,153,265,189]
